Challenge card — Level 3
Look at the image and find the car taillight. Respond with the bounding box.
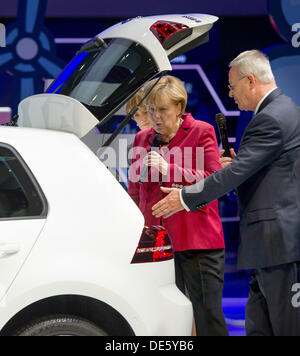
[150,21,191,50]
[131,225,173,264]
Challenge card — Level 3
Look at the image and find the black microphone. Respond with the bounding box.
[215,113,231,158]
[139,134,162,184]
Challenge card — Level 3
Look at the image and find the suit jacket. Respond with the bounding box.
[128,113,225,251]
[182,89,300,269]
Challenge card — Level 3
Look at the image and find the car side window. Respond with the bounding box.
[0,145,46,219]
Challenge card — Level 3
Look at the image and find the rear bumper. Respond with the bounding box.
[127,283,193,336]
[122,259,193,336]
[152,284,193,336]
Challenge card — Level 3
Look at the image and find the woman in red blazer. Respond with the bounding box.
[128,76,228,336]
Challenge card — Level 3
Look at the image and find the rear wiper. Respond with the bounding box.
[76,37,108,56]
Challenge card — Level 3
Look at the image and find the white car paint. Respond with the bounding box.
[100,14,218,72]
[18,94,98,138]
[0,127,192,335]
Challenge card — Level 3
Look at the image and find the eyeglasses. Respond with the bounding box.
[228,76,247,91]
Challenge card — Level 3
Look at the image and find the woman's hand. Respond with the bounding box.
[219,148,236,168]
[144,151,169,175]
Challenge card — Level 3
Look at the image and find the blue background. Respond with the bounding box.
[0,0,299,335]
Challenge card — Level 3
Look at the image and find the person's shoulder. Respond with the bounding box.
[133,127,153,144]
[183,113,215,132]
[136,127,151,136]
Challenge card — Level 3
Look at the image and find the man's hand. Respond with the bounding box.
[152,187,184,218]
[219,148,236,168]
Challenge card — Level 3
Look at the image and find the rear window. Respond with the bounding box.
[46,38,159,125]
[0,145,47,219]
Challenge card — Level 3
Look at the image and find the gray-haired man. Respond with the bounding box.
[152,50,300,336]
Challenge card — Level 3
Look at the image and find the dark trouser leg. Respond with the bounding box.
[174,249,229,336]
[246,262,300,336]
[245,272,273,336]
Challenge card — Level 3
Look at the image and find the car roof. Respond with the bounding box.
[0,126,77,152]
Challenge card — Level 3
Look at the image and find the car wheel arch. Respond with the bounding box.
[0,294,135,336]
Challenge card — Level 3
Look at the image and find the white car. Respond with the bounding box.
[0,14,218,336]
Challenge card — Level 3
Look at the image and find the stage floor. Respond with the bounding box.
[223,298,247,336]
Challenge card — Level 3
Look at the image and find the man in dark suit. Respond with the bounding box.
[152,50,300,336]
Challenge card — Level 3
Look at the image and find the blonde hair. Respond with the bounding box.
[144,75,187,116]
[229,50,275,84]
[126,87,147,115]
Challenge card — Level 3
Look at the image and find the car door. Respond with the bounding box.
[0,143,47,301]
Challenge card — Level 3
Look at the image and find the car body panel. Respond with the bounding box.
[0,219,46,302]
[0,127,192,335]
[0,256,192,335]
[17,94,99,138]
[100,14,218,71]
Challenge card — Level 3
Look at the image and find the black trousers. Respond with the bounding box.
[174,249,229,336]
[246,262,300,336]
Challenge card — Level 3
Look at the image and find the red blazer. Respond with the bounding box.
[128,113,225,251]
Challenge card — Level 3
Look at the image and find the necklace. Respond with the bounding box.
[161,117,183,145]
